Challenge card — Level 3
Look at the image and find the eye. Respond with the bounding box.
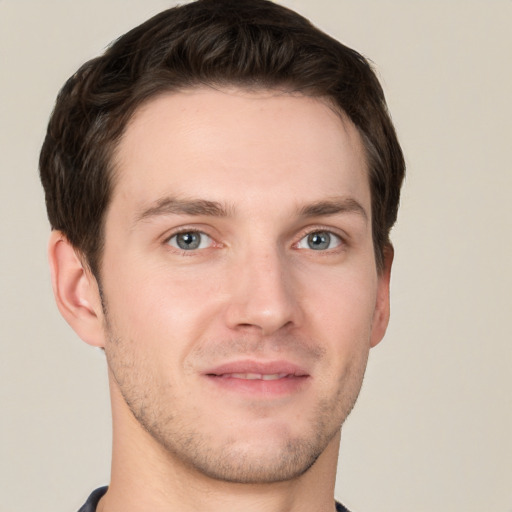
[167,231,213,251]
[296,230,342,251]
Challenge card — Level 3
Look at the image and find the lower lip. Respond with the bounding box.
[205,374,310,396]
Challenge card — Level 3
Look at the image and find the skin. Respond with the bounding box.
[49,87,392,512]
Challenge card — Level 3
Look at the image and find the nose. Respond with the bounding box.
[223,248,302,336]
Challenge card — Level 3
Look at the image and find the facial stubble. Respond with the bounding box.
[104,316,370,485]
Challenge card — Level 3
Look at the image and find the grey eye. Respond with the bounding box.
[308,232,331,250]
[168,231,212,251]
[297,231,342,251]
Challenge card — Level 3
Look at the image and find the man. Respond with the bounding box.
[39,0,405,510]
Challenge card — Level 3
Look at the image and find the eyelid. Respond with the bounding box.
[169,232,212,249]
[293,226,347,250]
[160,224,348,253]
[163,226,221,252]
[162,224,216,241]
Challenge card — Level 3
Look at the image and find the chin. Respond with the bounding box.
[172,435,329,484]
[146,411,342,485]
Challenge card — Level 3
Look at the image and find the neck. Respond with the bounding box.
[99,379,341,512]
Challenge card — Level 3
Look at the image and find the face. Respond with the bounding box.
[99,87,390,484]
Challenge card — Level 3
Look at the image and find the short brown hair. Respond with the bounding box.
[40,0,405,277]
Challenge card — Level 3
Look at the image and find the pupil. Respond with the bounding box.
[177,232,200,250]
[308,232,330,250]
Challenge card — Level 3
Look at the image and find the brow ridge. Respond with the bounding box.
[298,197,368,221]
[135,197,231,224]
[134,195,367,226]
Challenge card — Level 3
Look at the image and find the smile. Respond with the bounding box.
[218,373,291,380]
[203,361,310,397]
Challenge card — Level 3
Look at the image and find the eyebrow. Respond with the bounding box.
[134,195,368,226]
[135,197,232,224]
[298,197,368,222]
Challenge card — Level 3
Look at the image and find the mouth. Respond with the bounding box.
[216,373,293,380]
[204,361,310,396]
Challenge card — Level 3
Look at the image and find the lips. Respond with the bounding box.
[203,360,310,396]
[205,360,309,379]
[220,373,290,380]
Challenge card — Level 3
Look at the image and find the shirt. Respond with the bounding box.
[78,486,352,511]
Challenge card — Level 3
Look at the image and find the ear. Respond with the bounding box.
[370,244,394,348]
[48,231,106,347]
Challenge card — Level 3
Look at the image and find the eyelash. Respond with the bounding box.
[295,231,343,251]
[163,226,347,254]
[294,225,347,253]
[164,228,218,255]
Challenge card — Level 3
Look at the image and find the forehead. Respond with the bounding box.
[110,87,370,216]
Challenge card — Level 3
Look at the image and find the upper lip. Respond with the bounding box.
[204,360,310,377]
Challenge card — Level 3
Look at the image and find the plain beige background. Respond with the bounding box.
[1,1,511,511]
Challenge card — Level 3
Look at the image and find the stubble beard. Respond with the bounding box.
[104,325,369,485]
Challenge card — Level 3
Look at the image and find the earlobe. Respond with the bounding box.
[370,244,394,348]
[48,231,106,347]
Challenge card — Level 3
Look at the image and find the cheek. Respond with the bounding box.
[102,258,226,349]
[302,264,378,345]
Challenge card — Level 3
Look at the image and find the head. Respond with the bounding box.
[40,0,404,280]
[40,0,405,487]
